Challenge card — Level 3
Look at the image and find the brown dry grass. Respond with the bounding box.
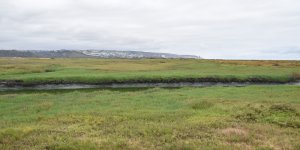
[221,127,248,136]
[216,60,300,67]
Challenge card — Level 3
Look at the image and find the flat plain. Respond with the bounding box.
[0,58,300,85]
[0,58,300,150]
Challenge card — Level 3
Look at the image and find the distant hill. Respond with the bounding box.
[0,50,201,59]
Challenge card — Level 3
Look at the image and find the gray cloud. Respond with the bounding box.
[0,0,300,59]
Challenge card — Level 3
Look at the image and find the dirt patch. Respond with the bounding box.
[220,127,251,148]
[221,127,248,137]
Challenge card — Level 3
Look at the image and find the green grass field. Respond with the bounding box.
[1,58,300,149]
[0,86,300,149]
[0,58,300,85]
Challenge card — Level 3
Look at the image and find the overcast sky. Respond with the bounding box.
[0,0,300,59]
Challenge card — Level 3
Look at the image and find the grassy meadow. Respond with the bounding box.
[0,58,300,149]
[0,58,300,85]
[0,86,300,149]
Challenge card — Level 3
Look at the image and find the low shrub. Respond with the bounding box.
[236,104,300,128]
[291,72,300,80]
[190,101,214,110]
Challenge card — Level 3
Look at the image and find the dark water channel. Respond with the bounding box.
[0,82,299,91]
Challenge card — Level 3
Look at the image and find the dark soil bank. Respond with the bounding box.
[1,76,298,87]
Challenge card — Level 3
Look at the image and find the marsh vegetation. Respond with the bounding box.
[0,58,300,86]
[0,86,300,149]
[0,58,299,149]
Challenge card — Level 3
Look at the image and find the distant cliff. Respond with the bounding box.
[0,50,201,59]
